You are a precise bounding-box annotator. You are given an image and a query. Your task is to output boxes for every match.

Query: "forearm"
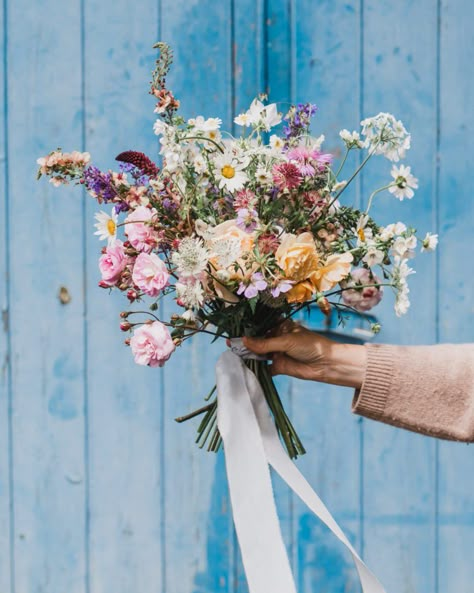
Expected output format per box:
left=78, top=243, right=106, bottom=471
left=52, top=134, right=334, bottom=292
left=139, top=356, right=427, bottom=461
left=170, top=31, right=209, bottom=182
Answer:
left=323, top=342, right=367, bottom=389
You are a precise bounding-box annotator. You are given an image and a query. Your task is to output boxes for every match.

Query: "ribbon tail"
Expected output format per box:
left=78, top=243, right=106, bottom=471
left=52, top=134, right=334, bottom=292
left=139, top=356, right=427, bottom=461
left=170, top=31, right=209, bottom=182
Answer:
left=216, top=350, right=297, bottom=593
left=242, top=363, right=388, bottom=593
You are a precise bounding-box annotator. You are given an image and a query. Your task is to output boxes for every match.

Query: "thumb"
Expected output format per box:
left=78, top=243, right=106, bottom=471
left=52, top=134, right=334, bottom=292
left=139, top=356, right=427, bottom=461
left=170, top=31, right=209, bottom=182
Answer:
left=243, top=335, right=290, bottom=355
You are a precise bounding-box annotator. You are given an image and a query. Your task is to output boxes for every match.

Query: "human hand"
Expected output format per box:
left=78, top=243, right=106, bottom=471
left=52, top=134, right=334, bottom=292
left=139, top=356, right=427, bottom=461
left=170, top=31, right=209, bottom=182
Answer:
left=242, top=321, right=366, bottom=389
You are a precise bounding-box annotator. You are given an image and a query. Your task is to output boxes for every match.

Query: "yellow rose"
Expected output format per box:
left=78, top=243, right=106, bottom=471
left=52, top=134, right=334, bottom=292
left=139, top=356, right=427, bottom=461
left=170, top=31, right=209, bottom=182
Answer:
left=310, top=252, right=353, bottom=292
left=286, top=280, right=315, bottom=304
left=276, top=232, right=319, bottom=283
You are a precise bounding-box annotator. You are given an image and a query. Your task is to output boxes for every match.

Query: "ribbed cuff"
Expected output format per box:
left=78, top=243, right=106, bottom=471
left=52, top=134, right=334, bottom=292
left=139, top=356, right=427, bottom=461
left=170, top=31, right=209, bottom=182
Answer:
left=352, top=344, right=394, bottom=418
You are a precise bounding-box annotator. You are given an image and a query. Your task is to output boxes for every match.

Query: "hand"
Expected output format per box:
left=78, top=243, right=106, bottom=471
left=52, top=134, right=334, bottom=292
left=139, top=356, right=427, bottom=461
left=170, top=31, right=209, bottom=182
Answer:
left=242, top=320, right=366, bottom=389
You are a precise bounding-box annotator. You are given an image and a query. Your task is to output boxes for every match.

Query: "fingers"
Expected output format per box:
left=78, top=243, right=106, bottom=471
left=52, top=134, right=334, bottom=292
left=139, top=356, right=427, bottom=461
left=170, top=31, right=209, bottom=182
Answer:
left=243, top=334, right=291, bottom=355
left=270, top=352, right=310, bottom=380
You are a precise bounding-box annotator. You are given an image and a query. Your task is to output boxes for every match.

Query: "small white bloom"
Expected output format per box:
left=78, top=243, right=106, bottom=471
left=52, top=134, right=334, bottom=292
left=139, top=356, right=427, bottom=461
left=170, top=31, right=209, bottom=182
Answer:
left=153, top=119, right=170, bottom=136
left=193, top=154, right=208, bottom=175
left=389, top=164, right=418, bottom=200
left=260, top=103, right=282, bottom=130
left=392, top=235, right=417, bottom=259
left=331, top=180, right=347, bottom=193
left=94, top=210, right=118, bottom=245
left=176, top=279, right=206, bottom=308
left=211, top=236, right=242, bottom=268
left=421, top=232, right=439, bottom=252
left=355, top=214, right=373, bottom=245
left=360, top=112, right=411, bottom=162
left=311, top=134, right=326, bottom=150
left=189, top=116, right=222, bottom=132
left=215, top=269, right=231, bottom=283
left=363, top=241, right=385, bottom=267
left=181, top=309, right=197, bottom=323
left=172, top=237, right=210, bottom=278
left=234, top=112, right=252, bottom=127
left=234, top=99, right=281, bottom=130
left=339, top=129, right=363, bottom=149
left=213, top=151, right=249, bottom=192
left=392, top=257, right=415, bottom=317
left=255, top=166, right=273, bottom=185
left=379, top=221, right=407, bottom=242
left=269, top=134, right=285, bottom=151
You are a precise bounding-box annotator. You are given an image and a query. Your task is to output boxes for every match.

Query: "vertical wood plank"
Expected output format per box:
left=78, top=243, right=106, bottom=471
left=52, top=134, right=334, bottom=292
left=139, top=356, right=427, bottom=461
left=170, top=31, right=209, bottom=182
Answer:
left=8, top=1, right=87, bottom=591
left=159, top=4, right=235, bottom=592
left=82, top=3, right=164, bottom=592
left=0, top=0, right=12, bottom=589
left=291, top=2, right=364, bottom=591
left=438, top=0, right=474, bottom=590
left=361, top=1, right=438, bottom=592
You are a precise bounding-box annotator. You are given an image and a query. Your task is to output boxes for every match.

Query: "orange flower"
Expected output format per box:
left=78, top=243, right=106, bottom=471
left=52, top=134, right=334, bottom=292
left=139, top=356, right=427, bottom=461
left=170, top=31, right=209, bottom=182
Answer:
left=286, top=281, right=315, bottom=304
left=310, top=252, right=353, bottom=292
left=275, top=232, right=319, bottom=283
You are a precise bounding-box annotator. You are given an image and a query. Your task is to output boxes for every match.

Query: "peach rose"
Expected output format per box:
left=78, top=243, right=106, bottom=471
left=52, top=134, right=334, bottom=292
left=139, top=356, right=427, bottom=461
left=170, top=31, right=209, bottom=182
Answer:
left=275, top=232, right=319, bottom=283
left=211, top=220, right=254, bottom=254
left=286, top=280, right=315, bottom=304
left=310, top=252, right=353, bottom=292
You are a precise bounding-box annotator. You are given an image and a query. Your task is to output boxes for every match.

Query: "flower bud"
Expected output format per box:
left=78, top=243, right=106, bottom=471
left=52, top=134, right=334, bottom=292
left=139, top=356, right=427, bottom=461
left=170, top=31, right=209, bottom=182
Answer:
left=98, top=280, right=111, bottom=289
left=317, top=296, right=331, bottom=316
left=120, top=311, right=130, bottom=318
left=120, top=321, right=132, bottom=332
left=119, top=283, right=129, bottom=291
left=173, top=338, right=182, bottom=346
left=149, top=302, right=158, bottom=311
left=127, top=289, right=138, bottom=302
left=124, top=338, right=131, bottom=346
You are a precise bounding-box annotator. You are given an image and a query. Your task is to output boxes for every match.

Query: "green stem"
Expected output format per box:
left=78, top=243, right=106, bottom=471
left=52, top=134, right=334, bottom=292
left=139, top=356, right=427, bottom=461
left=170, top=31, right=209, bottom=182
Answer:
left=365, top=183, right=395, bottom=213
left=175, top=402, right=215, bottom=423
left=334, top=147, right=351, bottom=179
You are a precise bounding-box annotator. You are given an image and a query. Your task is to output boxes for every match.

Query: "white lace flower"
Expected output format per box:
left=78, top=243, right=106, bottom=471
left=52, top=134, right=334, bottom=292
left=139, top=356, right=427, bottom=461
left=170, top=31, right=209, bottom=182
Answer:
left=176, top=279, right=206, bottom=308
left=389, top=165, right=418, bottom=200
left=172, top=237, right=210, bottom=278
left=360, top=112, right=411, bottom=162
left=211, top=236, right=242, bottom=268
left=421, top=232, right=439, bottom=252
left=94, top=210, right=118, bottom=245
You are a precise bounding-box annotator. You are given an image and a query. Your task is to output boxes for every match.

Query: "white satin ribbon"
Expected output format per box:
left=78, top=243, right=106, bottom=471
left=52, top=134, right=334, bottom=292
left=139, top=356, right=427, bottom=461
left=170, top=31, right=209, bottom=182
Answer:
left=216, top=349, right=387, bottom=593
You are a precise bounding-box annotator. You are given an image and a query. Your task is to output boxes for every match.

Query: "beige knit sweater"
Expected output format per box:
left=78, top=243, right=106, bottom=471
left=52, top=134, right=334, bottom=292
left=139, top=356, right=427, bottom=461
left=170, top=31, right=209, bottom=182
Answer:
left=352, top=343, right=474, bottom=442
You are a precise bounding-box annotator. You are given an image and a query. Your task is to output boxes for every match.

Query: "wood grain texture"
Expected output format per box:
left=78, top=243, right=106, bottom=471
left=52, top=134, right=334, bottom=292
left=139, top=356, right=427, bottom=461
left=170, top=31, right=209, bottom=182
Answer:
left=291, top=2, right=364, bottom=591
left=83, top=2, right=164, bottom=592
left=0, top=0, right=12, bottom=590
left=7, top=1, right=87, bottom=592
left=361, top=1, right=439, bottom=592
left=0, top=1, right=472, bottom=591
left=437, top=1, right=474, bottom=592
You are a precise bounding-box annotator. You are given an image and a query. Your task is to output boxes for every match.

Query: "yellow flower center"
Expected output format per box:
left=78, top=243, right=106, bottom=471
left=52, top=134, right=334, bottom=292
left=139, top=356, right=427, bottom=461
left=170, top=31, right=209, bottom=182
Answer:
left=208, top=131, right=217, bottom=139
left=357, top=228, right=365, bottom=242
left=107, top=219, right=116, bottom=235
left=221, top=164, right=236, bottom=179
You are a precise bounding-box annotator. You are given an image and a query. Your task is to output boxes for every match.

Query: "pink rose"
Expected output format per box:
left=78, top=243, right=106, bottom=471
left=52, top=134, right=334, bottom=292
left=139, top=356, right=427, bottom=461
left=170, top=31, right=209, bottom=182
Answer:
left=341, top=267, right=383, bottom=312
left=124, top=205, right=158, bottom=253
left=98, top=240, right=127, bottom=286
left=132, top=252, right=169, bottom=296
left=130, top=321, right=175, bottom=367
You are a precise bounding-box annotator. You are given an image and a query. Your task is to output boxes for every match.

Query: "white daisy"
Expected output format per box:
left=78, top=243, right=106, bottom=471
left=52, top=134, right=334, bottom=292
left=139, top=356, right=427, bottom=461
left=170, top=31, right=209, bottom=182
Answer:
left=94, top=210, right=118, bottom=245
left=379, top=221, right=407, bottom=241
left=360, top=112, right=411, bottom=162
left=255, top=166, right=273, bottom=185
left=389, top=164, right=418, bottom=200
left=213, top=151, right=249, bottom=192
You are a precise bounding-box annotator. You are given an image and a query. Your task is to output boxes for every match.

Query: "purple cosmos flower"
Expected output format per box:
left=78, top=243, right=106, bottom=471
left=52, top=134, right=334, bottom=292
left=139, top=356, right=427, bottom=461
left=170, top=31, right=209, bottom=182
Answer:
left=236, top=208, right=258, bottom=233
left=271, top=280, right=293, bottom=298
left=237, top=272, right=268, bottom=299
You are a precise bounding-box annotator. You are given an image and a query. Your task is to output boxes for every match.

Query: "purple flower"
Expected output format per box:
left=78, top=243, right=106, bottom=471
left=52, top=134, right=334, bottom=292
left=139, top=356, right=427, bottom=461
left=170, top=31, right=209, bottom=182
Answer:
left=236, top=208, right=258, bottom=233
left=237, top=273, right=268, bottom=299
left=83, top=166, right=117, bottom=202
left=283, top=103, right=318, bottom=145
left=271, top=280, right=293, bottom=298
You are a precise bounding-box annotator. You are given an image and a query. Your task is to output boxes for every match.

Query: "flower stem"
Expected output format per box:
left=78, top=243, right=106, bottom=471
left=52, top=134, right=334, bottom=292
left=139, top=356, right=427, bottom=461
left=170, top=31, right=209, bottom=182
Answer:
left=365, top=183, right=395, bottom=213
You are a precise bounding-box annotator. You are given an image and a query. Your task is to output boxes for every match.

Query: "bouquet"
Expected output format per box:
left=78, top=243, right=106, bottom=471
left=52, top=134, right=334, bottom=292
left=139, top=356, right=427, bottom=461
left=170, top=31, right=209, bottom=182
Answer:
left=37, top=42, right=437, bottom=459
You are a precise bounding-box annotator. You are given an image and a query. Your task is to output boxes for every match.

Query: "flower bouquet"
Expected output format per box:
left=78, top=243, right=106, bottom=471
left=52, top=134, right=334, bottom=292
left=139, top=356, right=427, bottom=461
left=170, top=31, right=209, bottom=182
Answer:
left=37, top=42, right=437, bottom=460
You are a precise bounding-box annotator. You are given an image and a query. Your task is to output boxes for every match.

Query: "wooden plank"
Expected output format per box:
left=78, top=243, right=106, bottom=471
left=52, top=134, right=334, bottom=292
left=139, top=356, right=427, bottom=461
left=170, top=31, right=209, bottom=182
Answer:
left=360, top=1, right=438, bottom=592
left=7, top=1, right=87, bottom=591
left=291, top=2, right=364, bottom=591
left=0, top=0, right=12, bottom=589
left=82, top=3, right=164, bottom=592
left=437, top=0, right=474, bottom=590
left=158, top=3, right=235, bottom=593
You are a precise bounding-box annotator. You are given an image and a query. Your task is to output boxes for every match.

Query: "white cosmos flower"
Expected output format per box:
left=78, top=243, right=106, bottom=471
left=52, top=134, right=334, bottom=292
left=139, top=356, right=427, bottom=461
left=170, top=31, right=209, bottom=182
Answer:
left=269, top=134, right=285, bottom=151
left=389, top=164, right=418, bottom=200
left=421, top=232, right=439, bottom=252
left=213, top=151, right=249, bottom=192
left=234, top=99, right=281, bottom=131
left=188, top=116, right=222, bottom=132
left=94, top=210, right=118, bottom=245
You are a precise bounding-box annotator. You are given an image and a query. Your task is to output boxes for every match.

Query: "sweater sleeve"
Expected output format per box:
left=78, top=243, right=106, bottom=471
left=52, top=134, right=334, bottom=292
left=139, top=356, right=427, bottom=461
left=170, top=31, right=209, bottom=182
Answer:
left=352, top=343, right=474, bottom=442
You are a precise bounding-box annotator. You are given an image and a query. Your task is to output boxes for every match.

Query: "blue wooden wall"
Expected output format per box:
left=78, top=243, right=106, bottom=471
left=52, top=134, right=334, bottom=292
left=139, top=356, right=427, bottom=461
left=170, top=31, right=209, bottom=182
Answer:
left=1, top=1, right=473, bottom=592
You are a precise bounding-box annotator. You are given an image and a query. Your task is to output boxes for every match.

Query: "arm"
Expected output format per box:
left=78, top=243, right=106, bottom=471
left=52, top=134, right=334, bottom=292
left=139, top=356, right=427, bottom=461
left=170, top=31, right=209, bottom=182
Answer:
left=243, top=326, right=474, bottom=443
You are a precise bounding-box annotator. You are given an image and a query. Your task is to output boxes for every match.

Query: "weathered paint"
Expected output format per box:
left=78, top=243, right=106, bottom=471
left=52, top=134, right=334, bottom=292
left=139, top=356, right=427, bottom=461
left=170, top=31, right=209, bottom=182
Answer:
left=1, top=1, right=473, bottom=592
